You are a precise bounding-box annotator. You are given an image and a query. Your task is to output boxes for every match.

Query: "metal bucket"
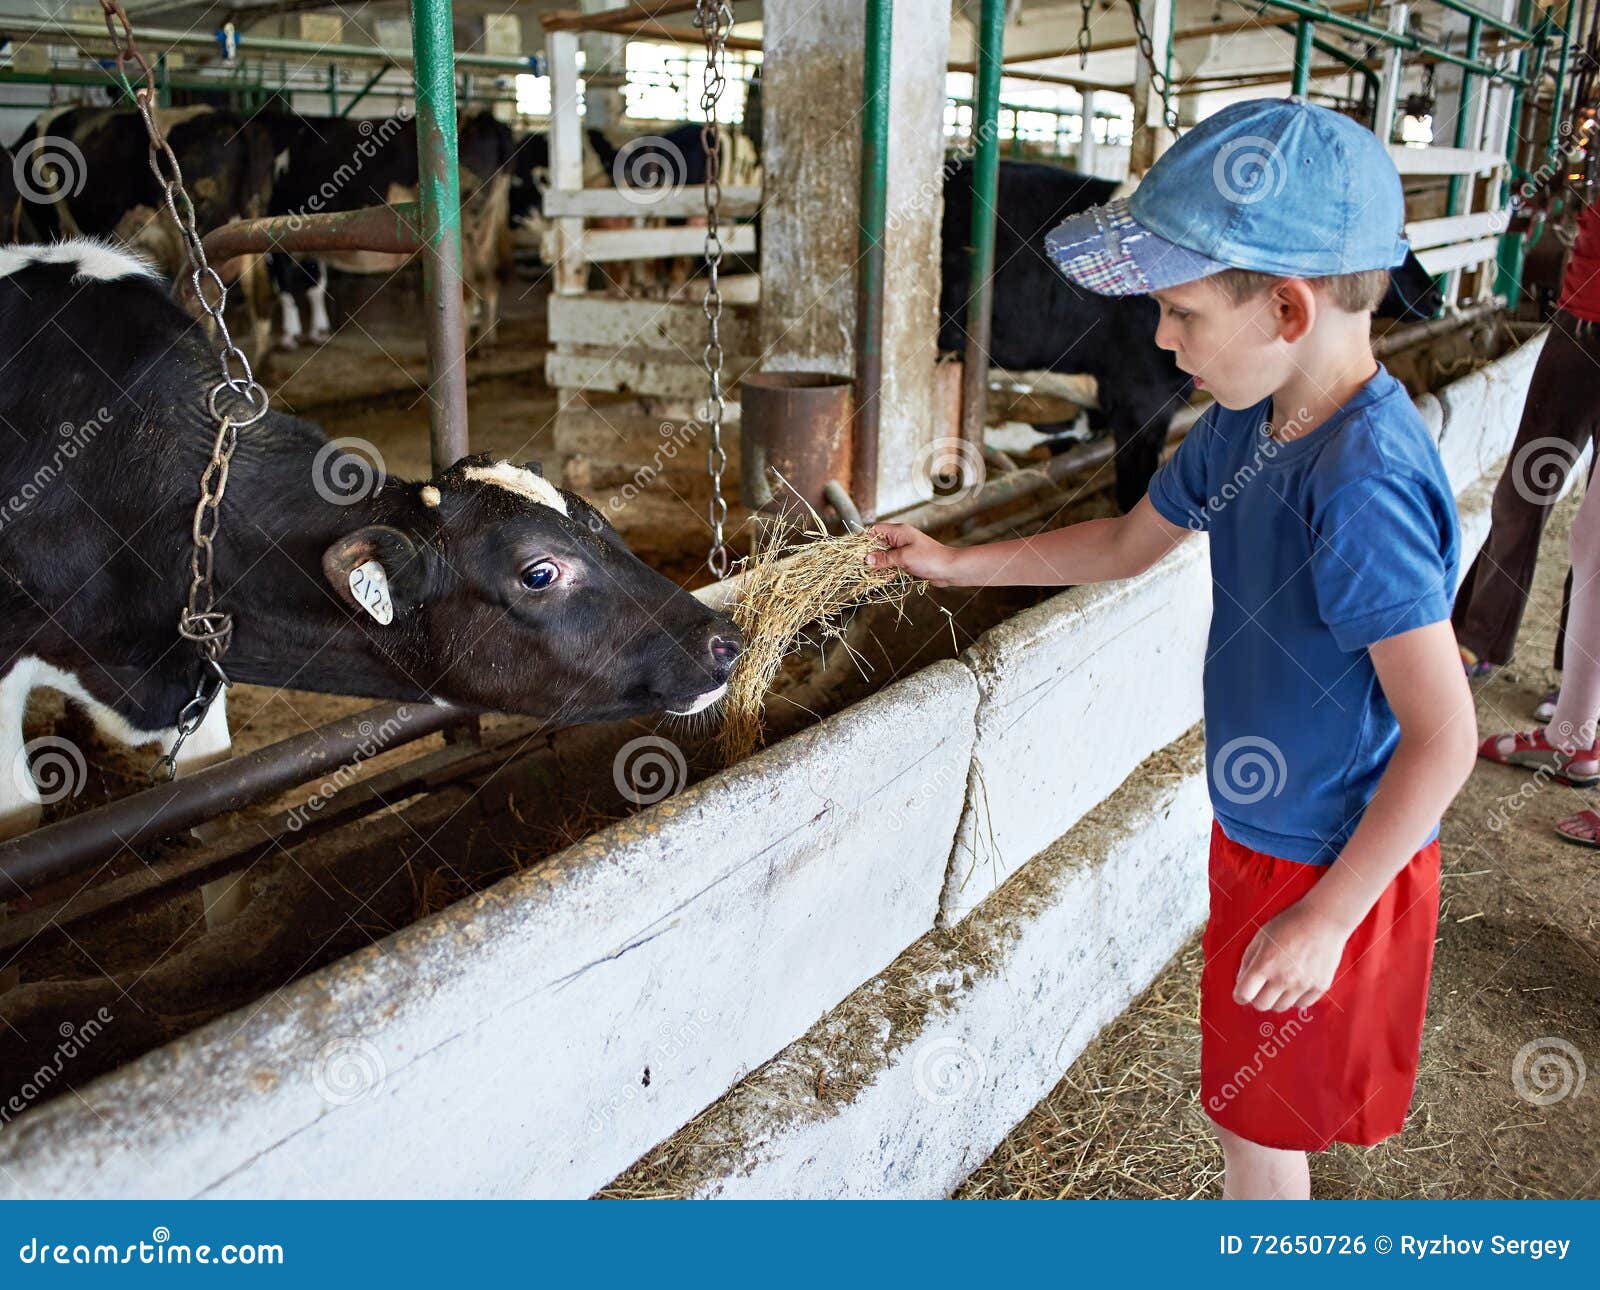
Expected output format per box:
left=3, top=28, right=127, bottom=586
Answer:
left=739, top=371, right=854, bottom=519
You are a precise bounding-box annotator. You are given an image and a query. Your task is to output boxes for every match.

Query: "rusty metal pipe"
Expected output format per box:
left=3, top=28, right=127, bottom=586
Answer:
left=0, top=703, right=462, bottom=898
left=199, top=203, right=425, bottom=283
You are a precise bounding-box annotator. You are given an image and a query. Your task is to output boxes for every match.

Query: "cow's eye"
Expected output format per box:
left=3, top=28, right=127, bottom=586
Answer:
left=520, top=560, right=560, bottom=591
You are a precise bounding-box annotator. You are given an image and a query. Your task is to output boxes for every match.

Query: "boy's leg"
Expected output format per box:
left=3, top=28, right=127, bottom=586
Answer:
left=1213, top=1123, right=1310, bottom=1200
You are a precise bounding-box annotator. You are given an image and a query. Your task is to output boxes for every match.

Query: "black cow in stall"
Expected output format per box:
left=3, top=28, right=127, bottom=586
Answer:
left=10, top=105, right=278, bottom=359
left=265, top=110, right=518, bottom=348
left=0, top=239, right=741, bottom=850
left=0, top=141, right=42, bottom=243
left=940, top=159, right=1445, bottom=512
left=506, top=126, right=621, bottom=230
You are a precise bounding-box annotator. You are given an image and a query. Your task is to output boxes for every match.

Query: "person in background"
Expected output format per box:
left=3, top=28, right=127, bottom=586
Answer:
left=1453, top=195, right=1600, bottom=730
left=1474, top=187, right=1600, bottom=845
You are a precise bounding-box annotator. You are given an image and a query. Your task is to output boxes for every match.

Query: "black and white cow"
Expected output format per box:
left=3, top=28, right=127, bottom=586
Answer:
left=265, top=110, right=517, bottom=348
left=0, top=240, right=741, bottom=863
left=507, top=126, right=622, bottom=231
left=11, top=105, right=278, bottom=360
left=939, top=158, right=1445, bottom=512
left=0, top=142, right=41, bottom=243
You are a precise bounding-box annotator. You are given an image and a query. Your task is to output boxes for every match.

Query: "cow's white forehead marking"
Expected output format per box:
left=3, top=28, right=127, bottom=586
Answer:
left=0, top=237, right=158, bottom=284
left=462, top=461, right=569, bottom=517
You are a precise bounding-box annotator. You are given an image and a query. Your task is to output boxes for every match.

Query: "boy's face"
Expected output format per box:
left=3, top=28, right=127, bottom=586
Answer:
left=1150, top=277, right=1302, bottom=411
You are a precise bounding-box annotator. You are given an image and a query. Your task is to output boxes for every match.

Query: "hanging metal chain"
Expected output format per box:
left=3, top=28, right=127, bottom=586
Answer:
left=695, top=0, right=733, bottom=580
left=1078, top=0, right=1094, bottom=69
left=1126, top=0, right=1182, bottom=136
left=97, top=0, right=270, bottom=778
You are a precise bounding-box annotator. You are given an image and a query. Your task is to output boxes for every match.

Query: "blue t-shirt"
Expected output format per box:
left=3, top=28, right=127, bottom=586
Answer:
left=1146, top=366, right=1459, bottom=864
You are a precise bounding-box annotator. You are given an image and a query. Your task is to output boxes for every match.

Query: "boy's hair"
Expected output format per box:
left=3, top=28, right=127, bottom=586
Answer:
left=1207, top=266, right=1391, bottom=313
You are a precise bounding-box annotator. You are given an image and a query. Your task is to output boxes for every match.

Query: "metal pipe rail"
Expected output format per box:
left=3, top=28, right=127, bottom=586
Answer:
left=0, top=703, right=463, bottom=896
left=1243, top=0, right=1533, bottom=85
left=0, top=18, right=542, bottom=73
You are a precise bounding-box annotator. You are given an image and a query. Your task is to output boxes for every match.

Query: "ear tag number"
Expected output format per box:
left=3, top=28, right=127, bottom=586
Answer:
left=350, top=560, right=394, bottom=625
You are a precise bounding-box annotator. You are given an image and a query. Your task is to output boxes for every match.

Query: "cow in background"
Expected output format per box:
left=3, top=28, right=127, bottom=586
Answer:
left=941, top=158, right=1444, bottom=511
left=265, top=110, right=516, bottom=349
left=10, top=105, right=278, bottom=361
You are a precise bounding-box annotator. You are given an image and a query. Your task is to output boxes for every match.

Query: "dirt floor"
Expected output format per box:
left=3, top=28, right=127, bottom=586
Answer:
left=961, top=484, right=1600, bottom=1200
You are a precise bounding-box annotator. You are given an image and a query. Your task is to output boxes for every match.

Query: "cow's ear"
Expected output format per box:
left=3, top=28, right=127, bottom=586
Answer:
left=322, top=526, right=428, bottom=624
left=521, top=459, right=544, bottom=477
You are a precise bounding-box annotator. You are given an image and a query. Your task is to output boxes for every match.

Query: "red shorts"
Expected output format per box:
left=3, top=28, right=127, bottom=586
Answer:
left=1200, top=820, right=1441, bottom=1152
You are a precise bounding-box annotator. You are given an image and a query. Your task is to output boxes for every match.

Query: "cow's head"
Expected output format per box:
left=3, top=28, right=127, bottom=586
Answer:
left=321, top=454, right=742, bottom=725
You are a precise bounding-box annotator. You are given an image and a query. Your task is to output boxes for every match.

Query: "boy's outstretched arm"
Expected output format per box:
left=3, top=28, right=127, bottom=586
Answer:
left=867, top=495, right=1194, bottom=588
left=1233, top=619, right=1479, bottom=1012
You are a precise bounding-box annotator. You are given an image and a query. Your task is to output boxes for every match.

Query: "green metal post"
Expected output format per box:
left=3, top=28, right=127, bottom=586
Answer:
left=328, top=62, right=339, bottom=116
left=852, top=0, right=892, bottom=516
left=1447, top=16, right=1481, bottom=215
left=1495, top=1, right=1541, bottom=303
left=156, top=54, right=170, bottom=107
left=409, top=0, right=469, bottom=470
left=1292, top=18, right=1314, bottom=96
left=1548, top=0, right=1575, bottom=163
left=959, top=0, right=1006, bottom=458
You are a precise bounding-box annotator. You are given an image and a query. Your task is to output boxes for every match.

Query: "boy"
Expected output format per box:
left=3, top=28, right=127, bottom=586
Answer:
left=869, top=99, right=1479, bottom=1200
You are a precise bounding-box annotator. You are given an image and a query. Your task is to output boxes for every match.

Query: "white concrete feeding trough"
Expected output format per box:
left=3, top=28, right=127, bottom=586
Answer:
left=0, top=331, right=1552, bottom=1199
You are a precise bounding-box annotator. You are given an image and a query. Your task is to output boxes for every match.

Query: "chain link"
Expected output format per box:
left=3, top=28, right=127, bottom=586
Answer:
left=1078, top=0, right=1094, bottom=70
left=97, top=0, right=267, bottom=777
left=695, top=0, right=733, bottom=581
left=1126, top=0, right=1182, bottom=138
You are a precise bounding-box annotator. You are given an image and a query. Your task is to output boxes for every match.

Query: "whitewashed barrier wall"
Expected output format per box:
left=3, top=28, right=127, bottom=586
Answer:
left=0, top=332, right=1550, bottom=1198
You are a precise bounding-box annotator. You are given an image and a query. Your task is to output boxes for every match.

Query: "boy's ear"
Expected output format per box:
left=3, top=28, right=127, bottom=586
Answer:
left=322, top=526, right=431, bottom=619
left=1273, top=278, right=1317, bottom=344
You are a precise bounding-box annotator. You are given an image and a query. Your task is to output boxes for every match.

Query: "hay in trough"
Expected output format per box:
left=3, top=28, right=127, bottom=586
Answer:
left=716, top=521, right=923, bottom=766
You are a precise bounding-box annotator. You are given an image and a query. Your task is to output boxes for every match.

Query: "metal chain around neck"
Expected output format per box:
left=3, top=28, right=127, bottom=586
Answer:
left=696, top=0, right=733, bottom=580
left=1126, top=0, right=1182, bottom=137
left=98, top=0, right=270, bottom=778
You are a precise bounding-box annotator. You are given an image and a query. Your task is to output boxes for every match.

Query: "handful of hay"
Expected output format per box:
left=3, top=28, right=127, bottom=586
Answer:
left=716, top=524, right=921, bottom=765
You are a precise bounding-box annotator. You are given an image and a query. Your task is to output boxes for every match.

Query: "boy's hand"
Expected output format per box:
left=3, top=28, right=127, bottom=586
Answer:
left=1233, top=899, right=1349, bottom=1012
left=866, top=523, right=964, bottom=586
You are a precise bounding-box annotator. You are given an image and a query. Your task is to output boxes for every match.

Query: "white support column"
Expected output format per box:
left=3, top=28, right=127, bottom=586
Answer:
left=760, top=0, right=953, bottom=515
left=580, top=0, right=629, bottom=131
left=1079, top=89, right=1099, bottom=176
left=547, top=28, right=587, bottom=296
left=1373, top=3, right=1410, bottom=147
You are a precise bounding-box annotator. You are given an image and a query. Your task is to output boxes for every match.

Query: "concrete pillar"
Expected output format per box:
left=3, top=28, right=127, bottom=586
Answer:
left=580, top=0, right=628, bottom=131
left=759, top=0, right=952, bottom=516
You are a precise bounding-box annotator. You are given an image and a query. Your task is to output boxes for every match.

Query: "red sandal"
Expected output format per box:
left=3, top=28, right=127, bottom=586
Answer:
left=1478, top=728, right=1600, bottom=788
left=1555, top=809, right=1600, bottom=849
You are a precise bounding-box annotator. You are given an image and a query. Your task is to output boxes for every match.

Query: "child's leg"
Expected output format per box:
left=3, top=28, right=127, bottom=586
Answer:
left=1546, top=474, right=1600, bottom=757
left=1213, top=1122, right=1310, bottom=1200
